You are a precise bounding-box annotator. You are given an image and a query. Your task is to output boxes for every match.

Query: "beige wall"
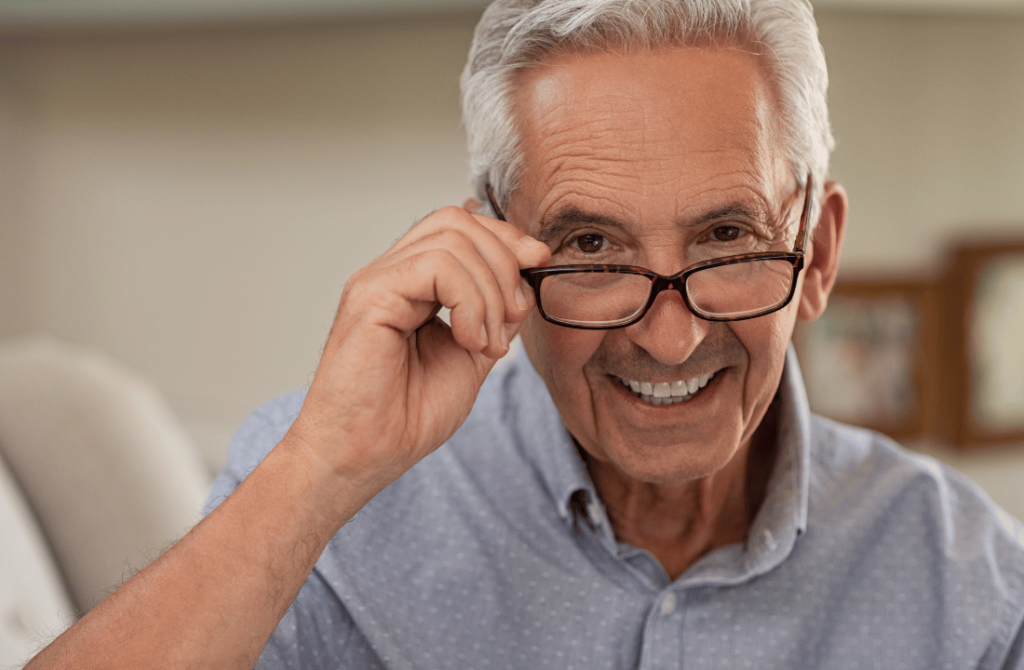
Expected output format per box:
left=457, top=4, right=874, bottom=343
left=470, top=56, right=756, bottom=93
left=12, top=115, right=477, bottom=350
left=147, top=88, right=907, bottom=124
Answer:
left=0, top=15, right=480, bottom=465
left=820, top=10, right=1024, bottom=274
left=1, top=8, right=1022, bottom=513
left=0, top=48, right=32, bottom=340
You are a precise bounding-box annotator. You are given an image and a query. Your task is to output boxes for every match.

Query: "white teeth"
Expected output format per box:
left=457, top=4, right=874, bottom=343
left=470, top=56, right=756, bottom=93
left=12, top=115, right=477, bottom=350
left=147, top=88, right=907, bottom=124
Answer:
left=616, top=372, right=716, bottom=405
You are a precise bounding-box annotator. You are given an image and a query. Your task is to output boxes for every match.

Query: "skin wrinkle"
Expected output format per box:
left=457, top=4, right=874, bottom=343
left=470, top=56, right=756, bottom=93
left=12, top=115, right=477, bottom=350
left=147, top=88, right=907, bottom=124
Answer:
left=604, top=457, right=747, bottom=545
left=590, top=332, right=742, bottom=386
left=603, top=467, right=703, bottom=541
left=540, top=192, right=792, bottom=247
left=539, top=183, right=799, bottom=270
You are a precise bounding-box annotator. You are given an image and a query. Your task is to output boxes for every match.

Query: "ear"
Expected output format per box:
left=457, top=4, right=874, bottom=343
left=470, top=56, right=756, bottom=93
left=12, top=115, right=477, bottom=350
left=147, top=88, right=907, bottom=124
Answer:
left=797, top=181, right=848, bottom=322
left=463, top=198, right=482, bottom=215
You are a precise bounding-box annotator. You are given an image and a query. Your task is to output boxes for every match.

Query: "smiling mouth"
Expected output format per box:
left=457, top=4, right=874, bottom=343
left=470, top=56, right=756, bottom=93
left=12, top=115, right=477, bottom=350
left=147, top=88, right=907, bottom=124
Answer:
left=614, top=372, right=715, bottom=406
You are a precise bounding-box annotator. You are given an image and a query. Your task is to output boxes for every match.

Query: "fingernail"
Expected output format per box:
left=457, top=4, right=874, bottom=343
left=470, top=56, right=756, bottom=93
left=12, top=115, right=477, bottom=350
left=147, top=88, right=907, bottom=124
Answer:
left=515, top=286, right=529, bottom=311
left=519, top=235, right=547, bottom=251
left=500, top=323, right=510, bottom=351
left=479, top=323, right=489, bottom=348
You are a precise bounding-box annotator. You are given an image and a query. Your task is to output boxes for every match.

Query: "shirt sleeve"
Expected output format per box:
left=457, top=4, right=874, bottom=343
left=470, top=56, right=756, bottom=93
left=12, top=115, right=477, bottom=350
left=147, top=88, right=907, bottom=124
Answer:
left=256, top=568, right=384, bottom=670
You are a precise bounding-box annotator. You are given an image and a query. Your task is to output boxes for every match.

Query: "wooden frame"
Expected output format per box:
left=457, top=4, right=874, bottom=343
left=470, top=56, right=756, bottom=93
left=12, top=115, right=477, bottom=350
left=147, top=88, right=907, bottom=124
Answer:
left=794, top=278, right=938, bottom=441
left=938, top=240, right=1024, bottom=447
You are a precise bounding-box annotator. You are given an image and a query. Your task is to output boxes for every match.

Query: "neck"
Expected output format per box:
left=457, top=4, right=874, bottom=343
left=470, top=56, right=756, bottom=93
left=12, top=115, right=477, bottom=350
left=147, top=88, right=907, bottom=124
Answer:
left=584, top=401, right=779, bottom=581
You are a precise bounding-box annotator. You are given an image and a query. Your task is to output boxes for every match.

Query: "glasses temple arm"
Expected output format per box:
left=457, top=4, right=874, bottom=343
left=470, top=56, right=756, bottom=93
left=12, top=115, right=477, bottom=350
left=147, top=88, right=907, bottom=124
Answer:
left=485, top=183, right=507, bottom=222
left=794, top=176, right=813, bottom=255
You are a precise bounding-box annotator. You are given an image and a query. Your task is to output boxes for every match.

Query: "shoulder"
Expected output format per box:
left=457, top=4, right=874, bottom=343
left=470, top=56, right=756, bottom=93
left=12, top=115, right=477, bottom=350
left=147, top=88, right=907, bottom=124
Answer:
left=808, top=415, right=1024, bottom=545
left=805, top=415, right=1024, bottom=656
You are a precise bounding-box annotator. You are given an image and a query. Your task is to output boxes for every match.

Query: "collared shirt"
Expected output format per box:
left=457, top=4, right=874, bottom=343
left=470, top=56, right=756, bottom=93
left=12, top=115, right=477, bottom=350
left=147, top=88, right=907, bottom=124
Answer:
left=207, top=347, right=1024, bottom=669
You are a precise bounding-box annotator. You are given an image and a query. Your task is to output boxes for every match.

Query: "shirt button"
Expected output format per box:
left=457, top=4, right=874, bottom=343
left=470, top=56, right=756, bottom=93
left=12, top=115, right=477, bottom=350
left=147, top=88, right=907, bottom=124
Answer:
left=659, top=592, right=678, bottom=616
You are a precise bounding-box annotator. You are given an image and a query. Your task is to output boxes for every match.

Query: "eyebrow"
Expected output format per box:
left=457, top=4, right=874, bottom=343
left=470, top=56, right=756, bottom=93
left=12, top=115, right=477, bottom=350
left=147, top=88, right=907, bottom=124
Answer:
left=537, top=207, right=627, bottom=244
left=537, top=200, right=776, bottom=244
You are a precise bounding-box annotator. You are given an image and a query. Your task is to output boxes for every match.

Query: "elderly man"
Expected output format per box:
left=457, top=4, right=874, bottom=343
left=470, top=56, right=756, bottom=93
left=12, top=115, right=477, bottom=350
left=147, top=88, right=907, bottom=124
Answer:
left=27, top=0, right=1024, bottom=668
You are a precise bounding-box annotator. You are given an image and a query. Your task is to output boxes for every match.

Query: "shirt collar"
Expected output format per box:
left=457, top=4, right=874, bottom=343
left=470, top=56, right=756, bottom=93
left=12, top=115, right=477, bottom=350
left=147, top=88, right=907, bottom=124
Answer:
left=735, top=344, right=812, bottom=579
left=506, top=342, right=813, bottom=578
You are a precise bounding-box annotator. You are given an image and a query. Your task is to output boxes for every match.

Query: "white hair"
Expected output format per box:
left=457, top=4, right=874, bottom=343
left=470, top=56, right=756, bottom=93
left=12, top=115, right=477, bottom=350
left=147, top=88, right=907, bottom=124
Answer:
left=460, top=0, right=834, bottom=224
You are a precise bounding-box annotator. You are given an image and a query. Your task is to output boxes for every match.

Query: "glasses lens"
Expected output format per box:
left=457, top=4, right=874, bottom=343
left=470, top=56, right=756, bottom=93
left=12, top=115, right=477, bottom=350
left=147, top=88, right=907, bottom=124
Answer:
left=687, top=259, right=795, bottom=319
left=539, top=272, right=652, bottom=327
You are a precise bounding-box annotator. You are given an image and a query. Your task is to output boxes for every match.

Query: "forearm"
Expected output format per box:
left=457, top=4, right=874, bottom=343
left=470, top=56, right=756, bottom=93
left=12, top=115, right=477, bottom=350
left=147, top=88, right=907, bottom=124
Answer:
left=26, top=436, right=371, bottom=670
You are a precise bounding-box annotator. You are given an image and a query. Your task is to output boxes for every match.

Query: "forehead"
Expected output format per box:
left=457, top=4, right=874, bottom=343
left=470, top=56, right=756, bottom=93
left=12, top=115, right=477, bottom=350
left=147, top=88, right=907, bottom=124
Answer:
left=508, top=46, right=788, bottom=229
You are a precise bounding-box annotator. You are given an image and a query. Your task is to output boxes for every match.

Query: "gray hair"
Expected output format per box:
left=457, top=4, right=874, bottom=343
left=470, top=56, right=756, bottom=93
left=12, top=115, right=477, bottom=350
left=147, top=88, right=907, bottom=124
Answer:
left=460, top=0, right=834, bottom=224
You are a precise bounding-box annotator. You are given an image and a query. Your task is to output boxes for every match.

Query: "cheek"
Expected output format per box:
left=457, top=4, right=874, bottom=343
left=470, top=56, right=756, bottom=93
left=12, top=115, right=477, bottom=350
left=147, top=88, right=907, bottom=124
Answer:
left=762, top=315, right=795, bottom=354
left=730, top=308, right=797, bottom=406
left=520, top=313, right=605, bottom=394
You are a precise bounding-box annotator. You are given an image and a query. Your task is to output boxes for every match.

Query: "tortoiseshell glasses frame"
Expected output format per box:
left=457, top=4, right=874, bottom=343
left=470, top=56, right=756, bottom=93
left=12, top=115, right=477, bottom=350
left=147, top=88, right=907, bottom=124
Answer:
left=486, top=176, right=813, bottom=329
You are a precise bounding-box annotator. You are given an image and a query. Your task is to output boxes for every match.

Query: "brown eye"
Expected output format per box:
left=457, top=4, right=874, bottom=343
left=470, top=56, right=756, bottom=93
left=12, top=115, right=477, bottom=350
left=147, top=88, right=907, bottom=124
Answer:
left=574, top=234, right=607, bottom=253
left=712, top=226, right=741, bottom=242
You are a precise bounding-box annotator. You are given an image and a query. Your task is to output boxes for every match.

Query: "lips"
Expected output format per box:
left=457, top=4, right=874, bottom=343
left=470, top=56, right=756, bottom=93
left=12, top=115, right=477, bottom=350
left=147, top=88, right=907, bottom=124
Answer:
left=614, top=372, right=715, bottom=406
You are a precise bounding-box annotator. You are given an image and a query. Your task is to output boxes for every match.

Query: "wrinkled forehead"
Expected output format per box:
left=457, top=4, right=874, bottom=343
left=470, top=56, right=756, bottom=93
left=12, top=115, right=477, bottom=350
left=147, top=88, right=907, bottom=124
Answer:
left=506, top=45, right=790, bottom=226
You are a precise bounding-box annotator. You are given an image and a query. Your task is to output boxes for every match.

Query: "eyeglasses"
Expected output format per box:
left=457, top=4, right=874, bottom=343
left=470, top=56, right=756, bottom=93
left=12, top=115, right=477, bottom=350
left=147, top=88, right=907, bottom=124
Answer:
left=486, top=177, right=812, bottom=329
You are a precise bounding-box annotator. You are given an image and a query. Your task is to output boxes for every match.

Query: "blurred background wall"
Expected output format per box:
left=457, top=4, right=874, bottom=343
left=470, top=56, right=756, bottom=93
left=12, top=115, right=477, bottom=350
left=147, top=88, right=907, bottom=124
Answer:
left=0, top=1, right=1022, bottom=514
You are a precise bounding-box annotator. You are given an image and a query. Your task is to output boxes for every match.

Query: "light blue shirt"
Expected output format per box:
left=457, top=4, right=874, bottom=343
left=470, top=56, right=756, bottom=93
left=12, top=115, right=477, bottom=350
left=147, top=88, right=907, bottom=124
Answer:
left=207, top=348, right=1024, bottom=669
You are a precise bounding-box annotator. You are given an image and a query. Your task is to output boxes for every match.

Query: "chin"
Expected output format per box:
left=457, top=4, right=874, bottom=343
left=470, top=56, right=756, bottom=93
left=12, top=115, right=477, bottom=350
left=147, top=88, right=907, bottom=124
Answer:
left=585, top=422, right=745, bottom=486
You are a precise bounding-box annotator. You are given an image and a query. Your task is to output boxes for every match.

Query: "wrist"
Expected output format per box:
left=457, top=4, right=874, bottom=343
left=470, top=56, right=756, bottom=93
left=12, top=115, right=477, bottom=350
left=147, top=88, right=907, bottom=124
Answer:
left=272, top=428, right=389, bottom=531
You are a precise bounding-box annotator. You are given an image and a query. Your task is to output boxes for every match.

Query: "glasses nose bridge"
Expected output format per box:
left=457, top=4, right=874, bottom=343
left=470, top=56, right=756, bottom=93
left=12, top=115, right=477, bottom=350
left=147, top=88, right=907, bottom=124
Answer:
left=647, top=272, right=695, bottom=318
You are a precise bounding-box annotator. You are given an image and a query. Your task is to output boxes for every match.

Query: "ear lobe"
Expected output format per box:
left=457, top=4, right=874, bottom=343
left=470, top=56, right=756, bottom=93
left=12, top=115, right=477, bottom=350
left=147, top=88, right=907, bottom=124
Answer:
left=463, top=198, right=482, bottom=215
left=797, top=181, right=848, bottom=322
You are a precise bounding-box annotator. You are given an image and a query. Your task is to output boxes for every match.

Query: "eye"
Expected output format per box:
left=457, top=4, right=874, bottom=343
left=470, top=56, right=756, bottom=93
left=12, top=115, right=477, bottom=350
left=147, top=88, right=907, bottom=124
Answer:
left=711, top=225, right=742, bottom=242
left=572, top=233, right=609, bottom=254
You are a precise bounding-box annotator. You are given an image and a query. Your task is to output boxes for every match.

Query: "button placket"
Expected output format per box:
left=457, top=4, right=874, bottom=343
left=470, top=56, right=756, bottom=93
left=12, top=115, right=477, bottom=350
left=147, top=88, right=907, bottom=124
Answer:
left=637, top=590, right=684, bottom=670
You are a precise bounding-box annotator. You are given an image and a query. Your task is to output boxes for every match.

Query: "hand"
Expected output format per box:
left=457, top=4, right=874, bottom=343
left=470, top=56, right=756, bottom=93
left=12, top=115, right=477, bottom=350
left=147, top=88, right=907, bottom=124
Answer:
left=283, top=205, right=550, bottom=506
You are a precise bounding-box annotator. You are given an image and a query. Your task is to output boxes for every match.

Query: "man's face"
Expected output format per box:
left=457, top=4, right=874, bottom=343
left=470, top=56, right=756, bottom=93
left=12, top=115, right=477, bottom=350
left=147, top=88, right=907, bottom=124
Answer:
left=507, top=46, right=805, bottom=487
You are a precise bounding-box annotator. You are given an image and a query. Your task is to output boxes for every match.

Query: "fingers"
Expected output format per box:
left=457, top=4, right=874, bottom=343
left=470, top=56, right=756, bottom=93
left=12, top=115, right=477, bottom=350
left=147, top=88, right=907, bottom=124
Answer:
left=390, top=248, right=500, bottom=355
left=369, top=206, right=550, bottom=358
left=401, top=207, right=549, bottom=312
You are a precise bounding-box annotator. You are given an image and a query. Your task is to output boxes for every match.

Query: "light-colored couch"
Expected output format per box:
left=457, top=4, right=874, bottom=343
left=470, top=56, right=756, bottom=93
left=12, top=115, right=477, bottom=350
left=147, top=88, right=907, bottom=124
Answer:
left=0, top=337, right=211, bottom=668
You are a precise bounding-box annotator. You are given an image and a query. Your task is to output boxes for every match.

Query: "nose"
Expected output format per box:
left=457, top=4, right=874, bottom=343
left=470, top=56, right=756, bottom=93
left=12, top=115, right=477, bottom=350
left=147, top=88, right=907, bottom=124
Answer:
left=624, top=284, right=709, bottom=366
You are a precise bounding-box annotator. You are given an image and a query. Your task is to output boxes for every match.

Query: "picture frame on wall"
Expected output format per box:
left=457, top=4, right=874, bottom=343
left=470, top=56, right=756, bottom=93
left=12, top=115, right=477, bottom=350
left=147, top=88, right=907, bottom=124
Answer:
left=794, top=278, right=938, bottom=441
left=941, top=240, right=1024, bottom=447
